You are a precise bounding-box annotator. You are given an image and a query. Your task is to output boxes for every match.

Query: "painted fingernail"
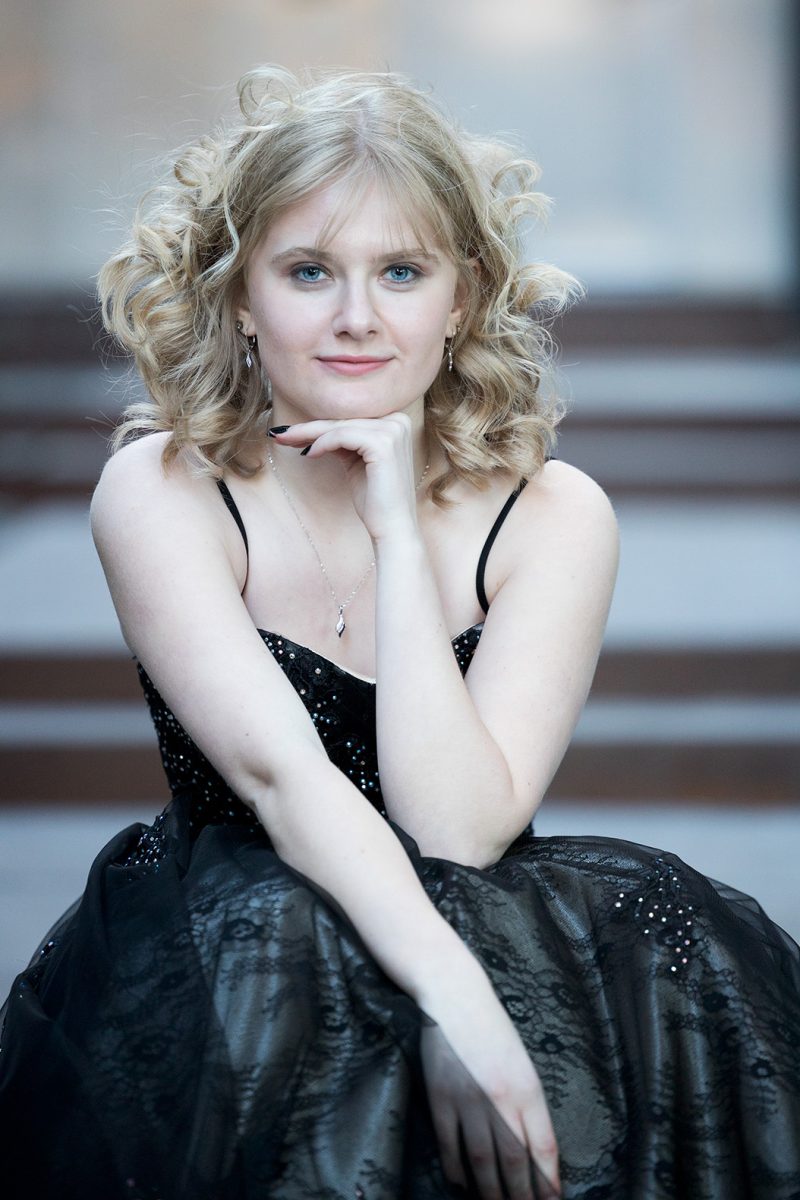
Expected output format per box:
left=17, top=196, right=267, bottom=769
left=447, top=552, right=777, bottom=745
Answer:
left=267, top=425, right=290, bottom=437
left=299, top=445, right=311, bottom=456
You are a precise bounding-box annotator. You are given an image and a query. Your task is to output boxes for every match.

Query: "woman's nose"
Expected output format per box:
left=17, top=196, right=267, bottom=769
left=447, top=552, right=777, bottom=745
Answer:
left=331, top=281, right=379, bottom=338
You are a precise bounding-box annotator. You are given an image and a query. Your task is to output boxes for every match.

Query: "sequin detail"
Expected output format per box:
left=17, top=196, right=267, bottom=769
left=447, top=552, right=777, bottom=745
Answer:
left=122, top=625, right=485, bottom=869
left=629, top=856, right=696, bottom=974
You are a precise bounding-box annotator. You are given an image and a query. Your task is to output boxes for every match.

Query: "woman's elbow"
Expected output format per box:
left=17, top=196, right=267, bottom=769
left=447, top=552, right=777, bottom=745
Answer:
left=228, top=737, right=330, bottom=823
left=415, top=787, right=541, bottom=870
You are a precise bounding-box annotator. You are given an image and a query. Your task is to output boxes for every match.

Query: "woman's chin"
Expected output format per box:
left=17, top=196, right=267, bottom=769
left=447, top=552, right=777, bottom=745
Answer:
left=275, top=391, right=425, bottom=424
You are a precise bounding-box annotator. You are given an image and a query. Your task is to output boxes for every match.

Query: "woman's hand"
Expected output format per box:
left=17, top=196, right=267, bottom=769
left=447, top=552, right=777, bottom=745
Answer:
left=418, top=977, right=561, bottom=1199
left=268, top=413, right=421, bottom=542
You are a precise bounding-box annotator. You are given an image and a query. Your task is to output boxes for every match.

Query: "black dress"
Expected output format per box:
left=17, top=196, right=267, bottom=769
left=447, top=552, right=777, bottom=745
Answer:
left=1, top=481, right=799, bottom=1200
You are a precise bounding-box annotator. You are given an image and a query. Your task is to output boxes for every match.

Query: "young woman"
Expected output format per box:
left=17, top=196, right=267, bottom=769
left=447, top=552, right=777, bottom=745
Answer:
left=1, top=65, right=798, bottom=1200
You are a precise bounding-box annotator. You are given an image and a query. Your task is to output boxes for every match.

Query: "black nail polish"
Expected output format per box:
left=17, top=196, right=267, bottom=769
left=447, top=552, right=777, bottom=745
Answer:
left=267, top=425, right=290, bottom=437
left=299, top=445, right=311, bottom=456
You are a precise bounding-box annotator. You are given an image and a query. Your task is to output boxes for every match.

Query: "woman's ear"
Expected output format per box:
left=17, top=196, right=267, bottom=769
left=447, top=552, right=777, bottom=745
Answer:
left=235, top=304, right=256, bottom=338
left=234, top=282, right=256, bottom=337
left=449, top=258, right=480, bottom=335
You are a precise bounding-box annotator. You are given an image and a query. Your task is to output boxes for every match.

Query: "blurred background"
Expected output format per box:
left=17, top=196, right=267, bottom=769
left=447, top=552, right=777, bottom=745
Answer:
left=1, top=0, right=798, bottom=991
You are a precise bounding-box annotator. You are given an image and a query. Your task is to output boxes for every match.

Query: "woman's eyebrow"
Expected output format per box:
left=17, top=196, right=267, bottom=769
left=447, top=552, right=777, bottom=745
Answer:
left=385, top=247, right=441, bottom=264
left=269, top=245, right=441, bottom=266
left=270, top=246, right=330, bottom=266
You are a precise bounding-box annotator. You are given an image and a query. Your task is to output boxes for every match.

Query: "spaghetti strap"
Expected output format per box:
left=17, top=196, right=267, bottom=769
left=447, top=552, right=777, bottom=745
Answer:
left=475, top=481, right=528, bottom=614
left=217, top=479, right=249, bottom=562
left=475, top=457, right=555, bottom=613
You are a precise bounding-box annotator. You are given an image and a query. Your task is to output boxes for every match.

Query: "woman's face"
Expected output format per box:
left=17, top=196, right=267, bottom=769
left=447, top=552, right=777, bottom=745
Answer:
left=237, top=178, right=465, bottom=425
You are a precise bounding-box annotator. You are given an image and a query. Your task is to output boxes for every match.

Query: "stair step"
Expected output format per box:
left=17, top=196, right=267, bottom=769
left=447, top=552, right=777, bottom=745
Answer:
left=1, top=740, right=794, bottom=805
left=1, top=696, right=797, bottom=804
left=3, top=422, right=797, bottom=501
left=2, top=647, right=798, bottom=702
left=1, top=357, right=798, bottom=500
left=4, top=697, right=797, bottom=746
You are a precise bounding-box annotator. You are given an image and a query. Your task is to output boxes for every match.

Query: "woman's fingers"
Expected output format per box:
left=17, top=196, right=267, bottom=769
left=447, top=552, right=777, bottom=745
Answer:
left=488, top=1108, right=536, bottom=1200
left=296, top=426, right=394, bottom=463
left=422, top=1022, right=549, bottom=1200
left=428, top=1091, right=468, bottom=1190
left=420, top=1018, right=562, bottom=1200
left=520, top=1104, right=561, bottom=1198
left=421, top=1025, right=469, bottom=1188
left=268, top=412, right=411, bottom=454
left=267, top=419, right=342, bottom=445
left=458, top=1101, right=507, bottom=1200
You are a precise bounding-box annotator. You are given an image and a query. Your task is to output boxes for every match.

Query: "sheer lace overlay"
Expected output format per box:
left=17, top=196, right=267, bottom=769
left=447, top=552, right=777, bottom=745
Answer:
left=1, top=624, right=799, bottom=1198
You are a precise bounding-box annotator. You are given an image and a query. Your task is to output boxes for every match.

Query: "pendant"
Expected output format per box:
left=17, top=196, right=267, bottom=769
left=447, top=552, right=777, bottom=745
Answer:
left=336, top=607, right=346, bottom=638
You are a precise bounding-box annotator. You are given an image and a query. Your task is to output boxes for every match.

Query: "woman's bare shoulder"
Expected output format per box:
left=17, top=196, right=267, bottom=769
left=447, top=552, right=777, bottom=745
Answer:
left=524, top=458, right=618, bottom=535
left=88, top=433, right=249, bottom=606
left=91, top=434, right=217, bottom=540
left=493, top=459, right=620, bottom=589
left=94, top=433, right=182, bottom=504
left=534, top=457, right=615, bottom=503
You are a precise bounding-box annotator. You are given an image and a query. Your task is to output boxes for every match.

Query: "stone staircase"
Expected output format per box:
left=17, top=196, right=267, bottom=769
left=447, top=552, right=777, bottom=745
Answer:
left=1, top=302, right=798, bottom=805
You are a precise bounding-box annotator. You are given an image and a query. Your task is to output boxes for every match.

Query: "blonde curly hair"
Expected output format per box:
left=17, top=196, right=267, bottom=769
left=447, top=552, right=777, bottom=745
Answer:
left=99, top=64, right=581, bottom=503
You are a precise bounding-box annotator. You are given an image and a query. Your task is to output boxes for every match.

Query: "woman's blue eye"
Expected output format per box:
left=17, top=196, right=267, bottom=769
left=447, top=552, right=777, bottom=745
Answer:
left=386, top=264, right=419, bottom=283
left=293, top=264, right=326, bottom=283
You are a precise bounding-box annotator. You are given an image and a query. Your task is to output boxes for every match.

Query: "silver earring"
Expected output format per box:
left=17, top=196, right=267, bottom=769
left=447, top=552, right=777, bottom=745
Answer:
left=446, top=337, right=454, bottom=372
left=236, top=320, right=256, bottom=370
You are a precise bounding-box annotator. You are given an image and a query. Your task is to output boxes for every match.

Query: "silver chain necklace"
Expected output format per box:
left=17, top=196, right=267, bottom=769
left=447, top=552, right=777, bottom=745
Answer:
left=267, top=447, right=431, bottom=637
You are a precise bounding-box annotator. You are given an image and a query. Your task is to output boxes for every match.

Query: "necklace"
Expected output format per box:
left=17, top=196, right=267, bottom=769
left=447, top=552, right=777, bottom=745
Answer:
left=267, top=447, right=431, bottom=637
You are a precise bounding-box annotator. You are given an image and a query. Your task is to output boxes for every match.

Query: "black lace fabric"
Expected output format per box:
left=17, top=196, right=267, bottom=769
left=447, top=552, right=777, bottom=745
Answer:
left=1, top=626, right=799, bottom=1198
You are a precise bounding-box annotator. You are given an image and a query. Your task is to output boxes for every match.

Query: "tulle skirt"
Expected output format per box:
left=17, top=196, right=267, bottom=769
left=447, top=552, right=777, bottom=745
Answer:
left=1, top=792, right=799, bottom=1199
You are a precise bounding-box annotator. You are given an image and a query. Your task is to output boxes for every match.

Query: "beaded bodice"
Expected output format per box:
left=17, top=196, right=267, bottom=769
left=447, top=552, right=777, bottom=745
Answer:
left=132, top=623, right=484, bottom=858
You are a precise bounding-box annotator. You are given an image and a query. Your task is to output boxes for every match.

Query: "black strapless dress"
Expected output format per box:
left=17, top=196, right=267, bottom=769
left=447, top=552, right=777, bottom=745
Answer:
left=1, top=621, right=799, bottom=1199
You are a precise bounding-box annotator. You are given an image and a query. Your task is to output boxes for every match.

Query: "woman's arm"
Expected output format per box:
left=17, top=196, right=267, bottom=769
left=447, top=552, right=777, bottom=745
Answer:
left=269, top=419, right=619, bottom=871
left=374, top=460, right=619, bottom=868
left=94, top=432, right=561, bottom=1193
left=90, top=435, right=485, bottom=1001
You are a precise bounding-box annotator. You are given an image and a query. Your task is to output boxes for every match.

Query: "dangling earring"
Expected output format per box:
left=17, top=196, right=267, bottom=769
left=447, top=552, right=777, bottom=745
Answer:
left=448, top=326, right=460, bottom=372
left=446, top=327, right=458, bottom=373
left=236, top=320, right=257, bottom=370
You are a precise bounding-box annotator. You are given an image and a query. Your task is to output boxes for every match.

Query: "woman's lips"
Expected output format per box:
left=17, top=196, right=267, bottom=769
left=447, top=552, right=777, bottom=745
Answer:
left=317, top=357, right=392, bottom=376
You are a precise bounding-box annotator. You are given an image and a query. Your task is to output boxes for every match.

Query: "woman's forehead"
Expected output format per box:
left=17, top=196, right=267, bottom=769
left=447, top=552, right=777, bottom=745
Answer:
left=259, top=176, right=450, bottom=257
